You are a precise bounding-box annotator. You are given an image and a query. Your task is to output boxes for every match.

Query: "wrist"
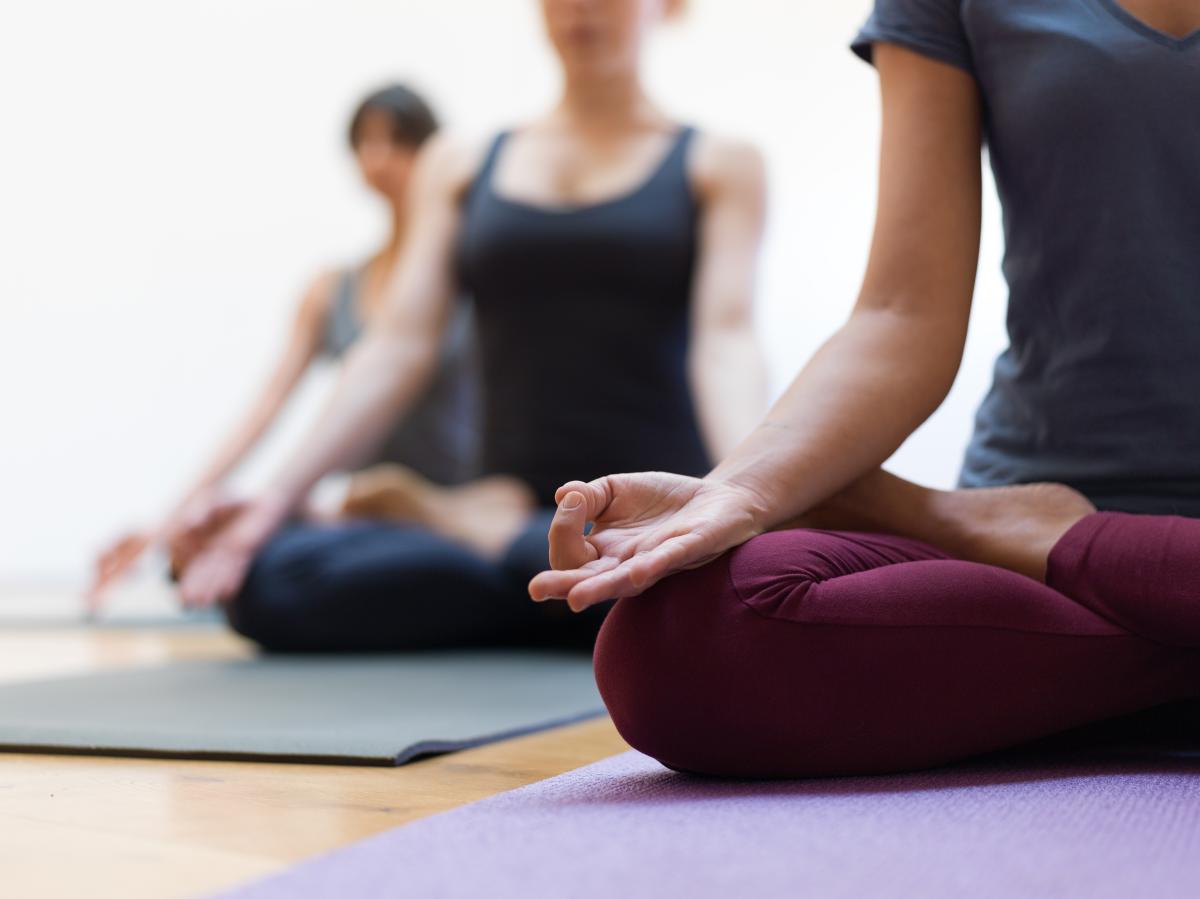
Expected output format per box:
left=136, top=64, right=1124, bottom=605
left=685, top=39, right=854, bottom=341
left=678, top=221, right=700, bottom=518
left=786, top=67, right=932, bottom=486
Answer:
left=704, top=469, right=778, bottom=534
left=231, top=492, right=294, bottom=549
left=164, top=483, right=221, bottom=528
left=179, top=479, right=223, bottom=511
left=251, top=490, right=296, bottom=527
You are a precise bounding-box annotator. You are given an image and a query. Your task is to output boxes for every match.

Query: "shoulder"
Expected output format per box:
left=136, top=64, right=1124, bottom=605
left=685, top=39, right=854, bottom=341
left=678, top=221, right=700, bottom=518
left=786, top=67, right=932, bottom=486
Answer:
left=687, top=132, right=767, bottom=204
left=411, top=132, right=500, bottom=202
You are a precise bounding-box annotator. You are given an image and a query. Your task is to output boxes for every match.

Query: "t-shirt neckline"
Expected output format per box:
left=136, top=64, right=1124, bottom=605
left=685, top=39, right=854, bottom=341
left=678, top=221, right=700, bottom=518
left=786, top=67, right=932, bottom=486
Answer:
left=1097, top=0, right=1200, bottom=50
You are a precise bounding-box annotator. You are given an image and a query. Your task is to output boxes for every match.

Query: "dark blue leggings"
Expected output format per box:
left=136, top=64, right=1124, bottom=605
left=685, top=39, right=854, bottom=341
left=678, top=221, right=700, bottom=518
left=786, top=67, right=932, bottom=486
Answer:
left=225, top=511, right=609, bottom=653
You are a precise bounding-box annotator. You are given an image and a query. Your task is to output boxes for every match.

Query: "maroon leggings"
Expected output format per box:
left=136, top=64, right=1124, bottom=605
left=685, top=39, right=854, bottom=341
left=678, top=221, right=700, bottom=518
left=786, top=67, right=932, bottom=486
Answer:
left=594, top=512, right=1200, bottom=778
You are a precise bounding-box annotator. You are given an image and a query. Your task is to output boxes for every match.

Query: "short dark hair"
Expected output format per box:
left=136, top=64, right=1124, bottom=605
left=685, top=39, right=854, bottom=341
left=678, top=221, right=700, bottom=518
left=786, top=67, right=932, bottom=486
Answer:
left=347, top=83, right=439, bottom=150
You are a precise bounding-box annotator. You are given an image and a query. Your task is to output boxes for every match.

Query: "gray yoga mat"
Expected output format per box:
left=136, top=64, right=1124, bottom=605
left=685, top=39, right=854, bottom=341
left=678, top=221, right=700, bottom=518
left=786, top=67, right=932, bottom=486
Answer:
left=0, top=611, right=224, bottom=631
left=0, top=651, right=603, bottom=764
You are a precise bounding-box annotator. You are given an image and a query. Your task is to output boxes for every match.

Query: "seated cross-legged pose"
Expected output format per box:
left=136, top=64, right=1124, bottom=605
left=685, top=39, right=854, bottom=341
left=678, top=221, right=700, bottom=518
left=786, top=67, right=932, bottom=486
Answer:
left=532, top=0, right=1200, bottom=777
left=89, top=84, right=478, bottom=606
left=172, top=0, right=768, bottom=653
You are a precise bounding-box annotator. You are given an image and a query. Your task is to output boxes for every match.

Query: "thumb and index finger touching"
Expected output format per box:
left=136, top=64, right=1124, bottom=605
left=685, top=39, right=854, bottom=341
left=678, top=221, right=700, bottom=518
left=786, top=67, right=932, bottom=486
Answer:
left=546, top=478, right=613, bottom=571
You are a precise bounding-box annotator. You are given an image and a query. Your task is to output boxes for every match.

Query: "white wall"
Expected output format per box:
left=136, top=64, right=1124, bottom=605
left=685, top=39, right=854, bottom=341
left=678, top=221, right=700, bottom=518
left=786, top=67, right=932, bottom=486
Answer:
left=0, top=0, right=1009, bottom=585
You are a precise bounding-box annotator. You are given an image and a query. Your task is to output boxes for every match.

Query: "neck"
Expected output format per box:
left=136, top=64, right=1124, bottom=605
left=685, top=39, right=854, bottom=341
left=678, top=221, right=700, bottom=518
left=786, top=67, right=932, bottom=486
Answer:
left=557, top=65, right=652, bottom=130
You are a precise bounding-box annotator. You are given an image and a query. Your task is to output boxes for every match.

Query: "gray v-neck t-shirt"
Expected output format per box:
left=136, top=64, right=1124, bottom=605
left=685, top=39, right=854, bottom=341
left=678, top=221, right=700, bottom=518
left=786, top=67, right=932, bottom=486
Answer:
left=853, top=0, right=1200, bottom=515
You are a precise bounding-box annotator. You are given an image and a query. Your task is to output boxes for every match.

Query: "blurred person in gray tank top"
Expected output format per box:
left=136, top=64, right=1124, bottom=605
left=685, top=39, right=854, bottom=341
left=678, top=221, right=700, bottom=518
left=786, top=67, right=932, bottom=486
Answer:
left=89, top=83, right=479, bottom=606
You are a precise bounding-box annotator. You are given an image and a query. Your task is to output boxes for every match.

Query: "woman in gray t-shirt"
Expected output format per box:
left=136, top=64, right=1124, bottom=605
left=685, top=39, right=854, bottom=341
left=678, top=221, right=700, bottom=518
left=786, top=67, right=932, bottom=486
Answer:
left=533, top=1, right=1200, bottom=777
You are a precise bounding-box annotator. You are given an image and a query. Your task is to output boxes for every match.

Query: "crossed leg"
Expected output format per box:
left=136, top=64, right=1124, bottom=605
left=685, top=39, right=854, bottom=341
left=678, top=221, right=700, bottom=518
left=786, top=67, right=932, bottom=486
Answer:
left=595, top=474, right=1200, bottom=777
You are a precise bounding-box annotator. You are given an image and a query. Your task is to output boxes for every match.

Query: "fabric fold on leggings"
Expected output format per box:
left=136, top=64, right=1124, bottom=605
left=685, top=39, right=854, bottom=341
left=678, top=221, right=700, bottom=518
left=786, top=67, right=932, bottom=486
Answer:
left=1048, top=512, right=1200, bottom=647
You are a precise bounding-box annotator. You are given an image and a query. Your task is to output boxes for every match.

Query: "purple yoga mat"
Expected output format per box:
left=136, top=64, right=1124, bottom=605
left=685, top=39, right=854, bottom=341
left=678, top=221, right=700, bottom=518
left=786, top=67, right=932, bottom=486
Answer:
left=220, top=749, right=1200, bottom=898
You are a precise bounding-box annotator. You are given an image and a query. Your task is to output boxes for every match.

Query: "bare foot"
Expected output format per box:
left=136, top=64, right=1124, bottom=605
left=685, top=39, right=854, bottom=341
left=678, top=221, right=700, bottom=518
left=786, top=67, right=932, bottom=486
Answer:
left=343, top=465, right=536, bottom=560
left=794, top=470, right=1096, bottom=582
left=343, top=465, right=432, bottom=523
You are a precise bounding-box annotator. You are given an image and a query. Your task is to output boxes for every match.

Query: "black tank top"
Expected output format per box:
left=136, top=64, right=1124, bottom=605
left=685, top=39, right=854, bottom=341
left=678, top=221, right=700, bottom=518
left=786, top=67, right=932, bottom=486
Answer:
left=455, top=127, right=711, bottom=505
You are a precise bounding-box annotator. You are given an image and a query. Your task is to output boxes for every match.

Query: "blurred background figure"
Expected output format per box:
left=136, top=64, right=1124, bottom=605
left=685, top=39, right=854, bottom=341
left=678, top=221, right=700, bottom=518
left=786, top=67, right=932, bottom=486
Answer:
left=171, top=0, right=769, bottom=652
left=88, top=84, right=479, bottom=608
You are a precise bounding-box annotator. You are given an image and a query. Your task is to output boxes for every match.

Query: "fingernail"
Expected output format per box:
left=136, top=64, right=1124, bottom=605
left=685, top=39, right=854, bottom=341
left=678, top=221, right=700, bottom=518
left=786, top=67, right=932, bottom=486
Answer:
left=561, top=492, right=582, bottom=511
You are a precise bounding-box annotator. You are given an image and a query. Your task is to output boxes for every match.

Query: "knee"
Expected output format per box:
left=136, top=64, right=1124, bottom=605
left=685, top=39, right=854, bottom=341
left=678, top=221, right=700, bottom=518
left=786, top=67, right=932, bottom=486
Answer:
left=223, top=535, right=323, bottom=653
left=593, top=531, right=878, bottom=778
left=223, top=572, right=291, bottom=653
left=594, top=546, right=774, bottom=777
left=223, top=579, right=281, bottom=651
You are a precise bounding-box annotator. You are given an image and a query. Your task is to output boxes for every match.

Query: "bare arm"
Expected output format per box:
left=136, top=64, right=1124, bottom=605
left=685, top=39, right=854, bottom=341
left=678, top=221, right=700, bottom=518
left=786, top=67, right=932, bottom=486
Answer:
left=262, top=135, right=473, bottom=506
left=710, top=45, right=983, bottom=524
left=686, top=136, right=770, bottom=461
left=177, top=135, right=477, bottom=605
left=174, top=274, right=332, bottom=510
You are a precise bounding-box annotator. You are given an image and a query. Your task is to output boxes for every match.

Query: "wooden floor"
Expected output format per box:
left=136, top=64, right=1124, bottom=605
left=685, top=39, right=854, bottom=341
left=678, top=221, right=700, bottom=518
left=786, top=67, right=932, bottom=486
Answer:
left=0, top=609, right=627, bottom=898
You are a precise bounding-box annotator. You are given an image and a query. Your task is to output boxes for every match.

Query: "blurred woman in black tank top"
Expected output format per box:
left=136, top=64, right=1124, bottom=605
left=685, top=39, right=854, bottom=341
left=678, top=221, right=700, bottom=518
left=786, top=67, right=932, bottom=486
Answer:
left=173, top=0, right=769, bottom=652
left=456, top=125, right=710, bottom=504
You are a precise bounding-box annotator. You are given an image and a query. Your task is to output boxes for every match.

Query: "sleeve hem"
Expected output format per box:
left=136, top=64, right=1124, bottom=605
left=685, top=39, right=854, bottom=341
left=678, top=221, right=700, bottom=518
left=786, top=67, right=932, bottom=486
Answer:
left=851, top=27, right=974, bottom=75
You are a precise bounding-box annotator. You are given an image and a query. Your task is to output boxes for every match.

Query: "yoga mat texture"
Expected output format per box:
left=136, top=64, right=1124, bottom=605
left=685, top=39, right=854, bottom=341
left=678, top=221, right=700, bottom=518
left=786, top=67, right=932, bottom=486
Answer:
left=0, top=651, right=602, bottom=764
left=221, top=744, right=1200, bottom=898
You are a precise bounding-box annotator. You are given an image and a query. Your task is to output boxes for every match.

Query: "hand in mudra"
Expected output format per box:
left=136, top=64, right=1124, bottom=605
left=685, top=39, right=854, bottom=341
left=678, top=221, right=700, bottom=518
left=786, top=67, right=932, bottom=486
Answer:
left=528, top=472, right=768, bottom=611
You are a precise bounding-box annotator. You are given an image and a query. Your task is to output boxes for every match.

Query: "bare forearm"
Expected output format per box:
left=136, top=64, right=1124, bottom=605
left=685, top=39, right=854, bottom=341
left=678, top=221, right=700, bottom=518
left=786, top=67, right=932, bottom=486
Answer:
left=263, top=333, right=436, bottom=511
left=690, top=328, right=768, bottom=461
left=178, top=395, right=289, bottom=505
left=709, top=307, right=963, bottom=527
left=164, top=356, right=313, bottom=529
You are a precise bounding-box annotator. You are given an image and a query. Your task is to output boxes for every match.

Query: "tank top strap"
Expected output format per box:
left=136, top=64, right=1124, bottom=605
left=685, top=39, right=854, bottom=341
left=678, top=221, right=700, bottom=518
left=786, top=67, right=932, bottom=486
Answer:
left=643, top=125, right=697, bottom=201
left=664, top=125, right=697, bottom=172
left=673, top=125, right=697, bottom=154
left=321, top=267, right=363, bottom=358
left=472, top=131, right=512, bottom=193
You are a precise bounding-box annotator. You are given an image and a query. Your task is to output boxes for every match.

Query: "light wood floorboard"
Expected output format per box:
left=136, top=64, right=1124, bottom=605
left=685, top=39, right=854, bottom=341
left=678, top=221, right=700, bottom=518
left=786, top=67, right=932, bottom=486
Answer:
left=0, top=610, right=626, bottom=898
